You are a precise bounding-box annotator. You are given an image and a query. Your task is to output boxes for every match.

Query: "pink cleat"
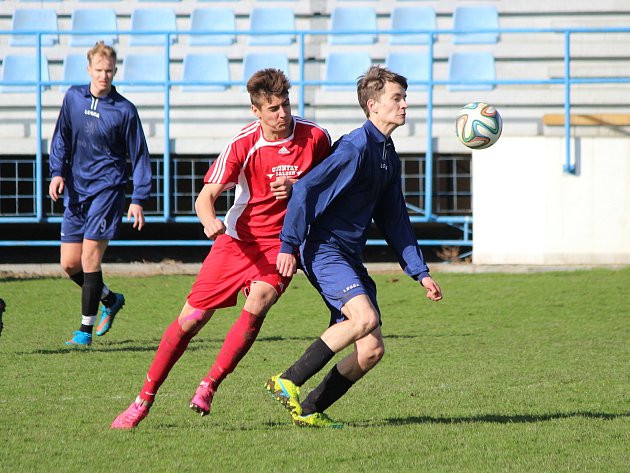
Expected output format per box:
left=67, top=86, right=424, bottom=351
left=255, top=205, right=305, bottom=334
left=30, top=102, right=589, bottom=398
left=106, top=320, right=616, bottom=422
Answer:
left=189, top=381, right=214, bottom=417
left=111, top=399, right=150, bottom=429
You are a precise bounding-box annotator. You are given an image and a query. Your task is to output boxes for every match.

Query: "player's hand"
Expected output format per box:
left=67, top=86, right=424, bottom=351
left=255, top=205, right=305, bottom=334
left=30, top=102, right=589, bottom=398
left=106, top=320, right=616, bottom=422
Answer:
left=420, top=276, right=443, bottom=302
left=127, top=203, right=145, bottom=231
left=48, top=176, right=64, bottom=202
left=203, top=218, right=226, bottom=239
left=276, top=252, right=297, bottom=277
left=270, top=177, right=297, bottom=200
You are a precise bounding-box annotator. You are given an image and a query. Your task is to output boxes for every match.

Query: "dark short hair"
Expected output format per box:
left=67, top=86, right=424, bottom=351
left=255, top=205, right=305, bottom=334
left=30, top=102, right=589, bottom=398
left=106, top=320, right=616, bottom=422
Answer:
left=246, top=68, right=291, bottom=108
left=357, top=66, right=408, bottom=118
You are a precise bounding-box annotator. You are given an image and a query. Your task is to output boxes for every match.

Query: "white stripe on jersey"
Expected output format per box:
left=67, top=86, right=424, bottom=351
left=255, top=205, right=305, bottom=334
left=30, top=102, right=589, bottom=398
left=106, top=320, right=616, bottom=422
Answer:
left=208, top=121, right=260, bottom=183
left=294, top=116, right=331, bottom=143
left=90, top=96, right=99, bottom=111
left=223, top=134, right=267, bottom=238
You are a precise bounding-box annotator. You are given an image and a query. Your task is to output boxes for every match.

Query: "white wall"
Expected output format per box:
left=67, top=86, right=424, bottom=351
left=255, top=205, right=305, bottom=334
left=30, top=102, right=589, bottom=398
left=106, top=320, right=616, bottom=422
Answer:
left=472, top=137, right=630, bottom=264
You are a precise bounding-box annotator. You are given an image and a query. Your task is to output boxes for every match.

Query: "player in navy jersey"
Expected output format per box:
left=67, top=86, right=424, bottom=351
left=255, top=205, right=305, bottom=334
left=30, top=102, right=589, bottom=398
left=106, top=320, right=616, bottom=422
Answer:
left=49, top=42, right=151, bottom=347
left=111, top=68, right=330, bottom=429
left=265, top=66, right=443, bottom=428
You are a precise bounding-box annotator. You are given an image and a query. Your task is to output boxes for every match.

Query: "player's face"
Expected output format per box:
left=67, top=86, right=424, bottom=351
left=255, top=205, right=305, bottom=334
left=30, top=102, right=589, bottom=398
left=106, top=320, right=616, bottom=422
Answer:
left=369, top=81, right=408, bottom=136
left=88, top=55, right=117, bottom=97
left=252, top=94, right=293, bottom=141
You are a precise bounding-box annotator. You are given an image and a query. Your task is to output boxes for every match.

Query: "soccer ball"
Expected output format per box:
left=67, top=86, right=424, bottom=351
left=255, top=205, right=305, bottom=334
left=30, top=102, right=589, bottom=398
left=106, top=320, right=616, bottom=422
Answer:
left=455, top=102, right=502, bottom=149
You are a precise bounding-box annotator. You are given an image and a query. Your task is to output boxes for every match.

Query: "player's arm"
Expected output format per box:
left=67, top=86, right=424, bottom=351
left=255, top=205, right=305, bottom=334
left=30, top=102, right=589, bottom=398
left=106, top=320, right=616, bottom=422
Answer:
left=195, top=182, right=228, bottom=239
left=277, top=140, right=357, bottom=275
left=126, top=107, right=152, bottom=230
left=373, top=171, right=442, bottom=301
left=271, top=128, right=332, bottom=200
left=48, top=95, right=73, bottom=202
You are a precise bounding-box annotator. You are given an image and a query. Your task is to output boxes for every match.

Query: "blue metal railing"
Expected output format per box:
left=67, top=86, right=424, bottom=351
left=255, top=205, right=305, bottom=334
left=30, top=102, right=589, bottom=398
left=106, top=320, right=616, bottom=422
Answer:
left=1, top=26, right=630, bottom=248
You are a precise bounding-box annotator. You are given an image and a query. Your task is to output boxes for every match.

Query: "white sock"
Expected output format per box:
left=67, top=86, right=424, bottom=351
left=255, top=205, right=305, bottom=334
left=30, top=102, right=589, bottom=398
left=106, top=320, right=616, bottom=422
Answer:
left=82, top=315, right=97, bottom=326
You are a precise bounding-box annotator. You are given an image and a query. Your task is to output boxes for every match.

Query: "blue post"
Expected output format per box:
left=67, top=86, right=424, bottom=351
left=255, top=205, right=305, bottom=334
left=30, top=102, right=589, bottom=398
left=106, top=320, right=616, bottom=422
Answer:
left=563, top=31, right=575, bottom=174
left=163, top=35, right=172, bottom=221
left=424, top=35, right=435, bottom=220
left=298, top=32, right=305, bottom=118
left=35, top=34, right=44, bottom=222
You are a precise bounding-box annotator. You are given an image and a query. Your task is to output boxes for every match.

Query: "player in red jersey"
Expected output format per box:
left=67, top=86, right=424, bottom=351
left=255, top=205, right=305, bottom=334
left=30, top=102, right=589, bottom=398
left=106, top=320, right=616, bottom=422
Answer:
left=111, top=69, right=331, bottom=429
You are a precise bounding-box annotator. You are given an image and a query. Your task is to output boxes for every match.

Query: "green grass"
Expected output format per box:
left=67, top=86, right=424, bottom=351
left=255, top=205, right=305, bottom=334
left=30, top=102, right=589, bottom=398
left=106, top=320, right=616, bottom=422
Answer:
left=1, top=268, right=630, bottom=472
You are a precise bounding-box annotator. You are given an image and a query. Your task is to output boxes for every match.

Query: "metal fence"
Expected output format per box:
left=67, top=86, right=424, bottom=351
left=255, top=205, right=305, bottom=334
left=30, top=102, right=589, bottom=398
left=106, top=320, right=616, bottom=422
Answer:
left=1, top=25, right=629, bottom=248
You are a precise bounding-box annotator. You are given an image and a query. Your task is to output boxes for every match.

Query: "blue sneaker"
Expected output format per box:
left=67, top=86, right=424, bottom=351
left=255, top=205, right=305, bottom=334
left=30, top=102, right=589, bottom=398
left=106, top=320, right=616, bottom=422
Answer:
left=65, top=330, right=92, bottom=346
left=96, top=293, right=125, bottom=336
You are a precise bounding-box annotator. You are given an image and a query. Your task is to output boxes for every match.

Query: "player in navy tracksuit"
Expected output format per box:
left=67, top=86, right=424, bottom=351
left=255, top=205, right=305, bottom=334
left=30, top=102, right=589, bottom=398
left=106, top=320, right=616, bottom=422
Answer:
left=266, top=66, right=443, bottom=427
left=49, top=42, right=151, bottom=347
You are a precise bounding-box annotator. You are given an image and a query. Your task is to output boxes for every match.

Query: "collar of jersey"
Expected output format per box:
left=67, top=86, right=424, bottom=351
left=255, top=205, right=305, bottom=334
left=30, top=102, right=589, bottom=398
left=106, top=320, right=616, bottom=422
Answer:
left=363, top=120, right=390, bottom=145
left=257, top=115, right=295, bottom=145
left=80, top=84, right=117, bottom=104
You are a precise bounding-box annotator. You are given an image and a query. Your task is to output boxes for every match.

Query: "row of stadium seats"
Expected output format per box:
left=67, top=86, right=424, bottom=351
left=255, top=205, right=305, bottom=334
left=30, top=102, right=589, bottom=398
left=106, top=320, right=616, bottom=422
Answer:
left=0, top=50, right=496, bottom=93
left=7, top=5, right=500, bottom=47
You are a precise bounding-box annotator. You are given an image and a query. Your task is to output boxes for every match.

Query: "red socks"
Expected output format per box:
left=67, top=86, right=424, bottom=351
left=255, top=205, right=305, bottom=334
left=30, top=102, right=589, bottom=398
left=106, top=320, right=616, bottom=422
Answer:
left=139, top=318, right=194, bottom=404
left=202, top=310, right=264, bottom=392
left=137, top=309, right=264, bottom=404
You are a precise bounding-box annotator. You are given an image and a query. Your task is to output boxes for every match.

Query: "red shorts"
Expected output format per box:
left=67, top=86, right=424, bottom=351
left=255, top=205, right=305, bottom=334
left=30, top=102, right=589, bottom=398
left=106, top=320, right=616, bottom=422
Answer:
left=187, top=233, right=292, bottom=310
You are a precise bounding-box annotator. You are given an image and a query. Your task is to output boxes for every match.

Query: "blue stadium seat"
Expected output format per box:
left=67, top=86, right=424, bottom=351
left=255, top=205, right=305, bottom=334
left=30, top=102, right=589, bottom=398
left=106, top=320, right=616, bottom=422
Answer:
left=329, top=7, right=377, bottom=44
left=385, top=52, right=430, bottom=90
left=10, top=9, right=58, bottom=46
left=324, top=52, right=371, bottom=90
left=390, top=6, right=435, bottom=45
left=249, top=7, right=295, bottom=45
left=130, top=8, right=177, bottom=46
left=242, top=53, right=289, bottom=83
left=120, top=54, right=167, bottom=92
left=452, top=6, right=499, bottom=44
left=61, top=54, right=90, bottom=92
left=0, top=54, right=50, bottom=93
left=189, top=8, right=235, bottom=46
left=447, top=52, right=495, bottom=91
left=181, top=53, right=229, bottom=92
left=69, top=9, right=118, bottom=47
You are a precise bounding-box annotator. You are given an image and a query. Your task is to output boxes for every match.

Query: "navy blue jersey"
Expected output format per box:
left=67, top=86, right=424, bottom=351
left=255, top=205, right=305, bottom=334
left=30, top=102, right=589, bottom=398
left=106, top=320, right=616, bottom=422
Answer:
left=49, top=85, right=151, bottom=207
left=279, top=120, right=430, bottom=280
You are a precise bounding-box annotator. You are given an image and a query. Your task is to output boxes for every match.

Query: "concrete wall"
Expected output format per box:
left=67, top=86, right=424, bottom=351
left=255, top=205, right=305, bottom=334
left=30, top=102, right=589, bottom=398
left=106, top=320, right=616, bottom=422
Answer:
left=472, top=137, right=630, bottom=264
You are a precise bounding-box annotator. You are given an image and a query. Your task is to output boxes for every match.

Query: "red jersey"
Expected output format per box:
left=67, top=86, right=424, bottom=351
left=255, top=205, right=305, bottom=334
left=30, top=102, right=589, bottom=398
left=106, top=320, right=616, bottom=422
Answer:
left=204, top=116, right=331, bottom=241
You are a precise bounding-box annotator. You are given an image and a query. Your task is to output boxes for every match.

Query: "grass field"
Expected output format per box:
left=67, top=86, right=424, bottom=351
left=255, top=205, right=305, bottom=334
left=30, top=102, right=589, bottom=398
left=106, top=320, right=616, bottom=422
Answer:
left=1, top=268, right=630, bottom=472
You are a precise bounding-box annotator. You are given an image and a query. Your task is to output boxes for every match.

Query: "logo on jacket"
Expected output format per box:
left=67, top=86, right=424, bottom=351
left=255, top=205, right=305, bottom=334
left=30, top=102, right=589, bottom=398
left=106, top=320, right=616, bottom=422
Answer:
left=277, top=146, right=290, bottom=155
left=84, top=109, right=100, bottom=119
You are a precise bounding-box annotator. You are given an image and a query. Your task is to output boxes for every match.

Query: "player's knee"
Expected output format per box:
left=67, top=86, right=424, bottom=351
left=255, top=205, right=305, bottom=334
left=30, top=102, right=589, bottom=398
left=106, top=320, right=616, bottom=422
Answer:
left=243, top=287, right=277, bottom=315
left=177, top=308, right=212, bottom=334
left=353, top=313, right=380, bottom=338
left=60, top=260, right=79, bottom=275
left=359, top=345, right=385, bottom=371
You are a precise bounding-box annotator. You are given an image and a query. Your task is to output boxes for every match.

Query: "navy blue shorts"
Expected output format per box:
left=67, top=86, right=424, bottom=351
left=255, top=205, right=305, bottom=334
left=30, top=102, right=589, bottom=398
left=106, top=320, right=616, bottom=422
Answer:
left=61, top=188, right=125, bottom=243
left=301, top=243, right=381, bottom=327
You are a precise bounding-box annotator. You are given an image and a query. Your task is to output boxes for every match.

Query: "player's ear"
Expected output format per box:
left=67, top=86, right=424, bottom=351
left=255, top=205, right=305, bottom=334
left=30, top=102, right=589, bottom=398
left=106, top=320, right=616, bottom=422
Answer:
left=251, top=104, right=261, bottom=118
left=367, top=98, right=378, bottom=116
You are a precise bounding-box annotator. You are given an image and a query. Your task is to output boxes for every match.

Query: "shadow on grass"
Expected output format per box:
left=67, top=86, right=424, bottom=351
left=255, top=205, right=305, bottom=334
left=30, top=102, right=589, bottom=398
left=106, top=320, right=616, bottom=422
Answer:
left=16, top=335, right=318, bottom=355
left=379, top=411, right=630, bottom=426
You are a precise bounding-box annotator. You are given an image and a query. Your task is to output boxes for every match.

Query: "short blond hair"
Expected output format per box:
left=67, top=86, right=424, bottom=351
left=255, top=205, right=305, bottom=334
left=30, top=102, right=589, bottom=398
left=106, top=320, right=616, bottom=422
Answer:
left=87, top=41, right=117, bottom=66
